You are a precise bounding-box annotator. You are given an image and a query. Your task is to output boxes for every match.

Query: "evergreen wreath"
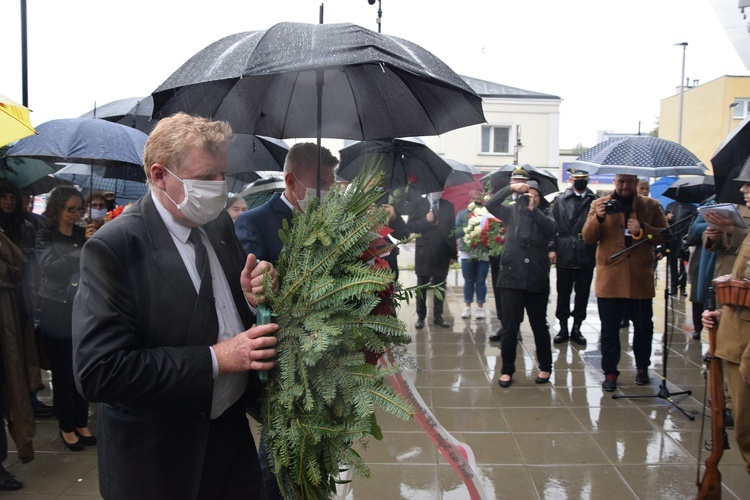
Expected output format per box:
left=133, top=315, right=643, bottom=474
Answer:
left=261, top=168, right=416, bottom=499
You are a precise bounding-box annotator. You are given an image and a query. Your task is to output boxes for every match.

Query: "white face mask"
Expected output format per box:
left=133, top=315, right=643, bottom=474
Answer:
left=89, top=208, right=108, bottom=220
left=162, top=167, right=228, bottom=225
left=294, top=175, right=328, bottom=213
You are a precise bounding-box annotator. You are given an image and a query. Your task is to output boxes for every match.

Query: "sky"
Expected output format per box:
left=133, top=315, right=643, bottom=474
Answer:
left=1, top=0, right=748, bottom=149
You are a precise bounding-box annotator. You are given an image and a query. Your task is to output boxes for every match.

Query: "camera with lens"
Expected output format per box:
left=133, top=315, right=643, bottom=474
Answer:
left=517, top=193, right=530, bottom=207
left=604, top=199, right=623, bottom=215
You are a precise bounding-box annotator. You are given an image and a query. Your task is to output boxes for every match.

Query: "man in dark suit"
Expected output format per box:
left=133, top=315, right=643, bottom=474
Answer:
left=407, top=191, right=457, bottom=328
left=235, top=142, right=338, bottom=265
left=72, top=113, right=279, bottom=500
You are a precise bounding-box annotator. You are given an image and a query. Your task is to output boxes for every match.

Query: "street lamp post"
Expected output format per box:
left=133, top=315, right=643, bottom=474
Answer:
left=675, top=42, right=688, bottom=145
left=367, top=0, right=382, bottom=33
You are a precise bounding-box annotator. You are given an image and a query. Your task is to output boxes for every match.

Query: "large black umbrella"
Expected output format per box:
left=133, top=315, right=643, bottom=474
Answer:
left=662, top=175, right=715, bottom=204
left=151, top=22, right=485, bottom=192
left=481, top=164, right=559, bottom=196
left=570, top=136, right=707, bottom=177
left=80, top=96, right=157, bottom=134
left=226, top=134, right=288, bottom=193
left=444, top=158, right=481, bottom=187
left=338, top=137, right=452, bottom=194
left=711, top=113, right=750, bottom=205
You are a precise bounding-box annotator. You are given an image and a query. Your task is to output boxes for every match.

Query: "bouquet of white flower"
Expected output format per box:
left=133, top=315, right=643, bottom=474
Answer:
left=461, top=202, right=505, bottom=260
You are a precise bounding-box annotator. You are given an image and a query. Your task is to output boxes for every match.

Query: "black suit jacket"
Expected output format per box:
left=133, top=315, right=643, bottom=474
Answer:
left=72, top=193, right=259, bottom=499
left=407, top=197, right=457, bottom=277
left=234, top=192, right=292, bottom=266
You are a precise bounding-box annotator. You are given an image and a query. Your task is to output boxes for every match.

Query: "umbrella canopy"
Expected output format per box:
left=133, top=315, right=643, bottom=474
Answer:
left=711, top=113, right=750, bottom=205
left=0, top=154, right=56, bottom=190
left=481, top=164, right=559, bottom=196
left=0, top=93, right=36, bottom=147
left=236, top=176, right=285, bottom=210
left=570, top=136, right=707, bottom=177
left=5, top=118, right=148, bottom=168
left=52, top=163, right=148, bottom=201
left=442, top=173, right=484, bottom=213
left=338, top=137, right=452, bottom=194
left=226, top=134, right=288, bottom=193
left=649, top=176, right=678, bottom=209
left=151, top=22, right=485, bottom=142
left=80, top=96, right=156, bottom=134
left=444, top=158, right=482, bottom=187
left=662, top=175, right=715, bottom=204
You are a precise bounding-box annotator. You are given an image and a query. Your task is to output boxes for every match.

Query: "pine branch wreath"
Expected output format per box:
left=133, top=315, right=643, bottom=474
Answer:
left=262, top=169, right=415, bottom=499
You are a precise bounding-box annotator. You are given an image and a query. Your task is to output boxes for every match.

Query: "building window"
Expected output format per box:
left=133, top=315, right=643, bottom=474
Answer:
left=481, top=125, right=511, bottom=154
left=732, top=99, right=750, bottom=119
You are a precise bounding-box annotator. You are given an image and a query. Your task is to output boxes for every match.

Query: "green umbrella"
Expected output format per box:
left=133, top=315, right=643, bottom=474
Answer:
left=0, top=153, right=57, bottom=190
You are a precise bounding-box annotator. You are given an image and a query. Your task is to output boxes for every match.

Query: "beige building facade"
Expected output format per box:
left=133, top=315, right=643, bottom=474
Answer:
left=659, top=75, right=750, bottom=169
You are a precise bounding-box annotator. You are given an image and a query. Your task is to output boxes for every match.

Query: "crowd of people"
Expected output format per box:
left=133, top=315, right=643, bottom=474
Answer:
left=3, top=112, right=750, bottom=496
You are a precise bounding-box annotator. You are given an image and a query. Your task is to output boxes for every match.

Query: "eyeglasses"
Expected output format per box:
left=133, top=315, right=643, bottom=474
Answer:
left=65, top=206, right=86, bottom=214
left=90, top=203, right=107, bottom=209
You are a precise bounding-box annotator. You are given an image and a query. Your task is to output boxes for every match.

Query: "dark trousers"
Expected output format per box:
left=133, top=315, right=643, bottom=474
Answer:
left=555, top=267, right=594, bottom=325
left=499, top=289, right=552, bottom=375
left=416, top=274, right=447, bottom=320
left=197, top=401, right=265, bottom=499
left=39, top=298, right=90, bottom=433
left=489, top=255, right=503, bottom=322
left=667, top=254, right=686, bottom=291
left=692, top=301, right=704, bottom=334
left=598, top=298, right=654, bottom=376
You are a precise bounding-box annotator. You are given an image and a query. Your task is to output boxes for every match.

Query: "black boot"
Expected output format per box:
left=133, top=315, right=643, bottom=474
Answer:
left=553, top=322, right=569, bottom=344
left=570, top=322, right=587, bottom=346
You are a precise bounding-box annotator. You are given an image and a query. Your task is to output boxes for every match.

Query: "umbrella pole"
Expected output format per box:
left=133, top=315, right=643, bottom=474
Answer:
left=315, top=69, right=323, bottom=199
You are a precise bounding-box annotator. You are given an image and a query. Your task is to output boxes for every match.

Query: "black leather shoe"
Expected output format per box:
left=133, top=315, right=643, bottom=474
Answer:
left=0, top=469, right=22, bottom=491
left=535, top=374, right=550, bottom=384
left=692, top=330, right=702, bottom=340
left=75, top=430, right=97, bottom=446
left=489, top=328, right=503, bottom=342
left=570, top=326, right=587, bottom=346
left=59, top=431, right=84, bottom=452
left=553, top=332, right=568, bottom=343
left=415, top=319, right=425, bottom=329
left=433, top=317, right=450, bottom=328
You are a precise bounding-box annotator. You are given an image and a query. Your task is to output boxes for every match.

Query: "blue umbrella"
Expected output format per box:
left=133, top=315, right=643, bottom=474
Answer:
left=649, top=176, right=677, bottom=209
left=570, top=136, right=707, bottom=177
left=5, top=118, right=147, bottom=168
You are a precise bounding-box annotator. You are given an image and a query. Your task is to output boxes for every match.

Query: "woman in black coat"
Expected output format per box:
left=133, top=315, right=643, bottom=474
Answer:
left=486, top=181, right=557, bottom=387
left=36, top=186, right=96, bottom=451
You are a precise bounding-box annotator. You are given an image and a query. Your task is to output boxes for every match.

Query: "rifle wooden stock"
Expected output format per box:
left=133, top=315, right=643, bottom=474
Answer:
left=696, top=287, right=726, bottom=499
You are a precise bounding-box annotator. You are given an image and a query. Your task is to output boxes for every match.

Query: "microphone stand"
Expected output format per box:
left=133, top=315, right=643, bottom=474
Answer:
left=610, top=210, right=697, bottom=421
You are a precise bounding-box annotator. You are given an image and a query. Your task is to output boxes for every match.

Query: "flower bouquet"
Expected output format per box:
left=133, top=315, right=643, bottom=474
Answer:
left=462, top=202, right=506, bottom=260
left=260, top=168, right=418, bottom=499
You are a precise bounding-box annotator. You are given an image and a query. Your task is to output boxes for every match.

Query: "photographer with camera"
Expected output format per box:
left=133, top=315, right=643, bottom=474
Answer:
left=582, top=174, right=667, bottom=392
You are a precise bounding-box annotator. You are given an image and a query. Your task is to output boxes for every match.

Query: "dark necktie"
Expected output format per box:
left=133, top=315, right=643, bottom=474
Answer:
left=188, top=228, right=218, bottom=345
left=432, top=201, right=439, bottom=216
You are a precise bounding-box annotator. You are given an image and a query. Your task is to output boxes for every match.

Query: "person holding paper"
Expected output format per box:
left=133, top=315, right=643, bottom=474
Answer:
left=702, top=166, right=750, bottom=475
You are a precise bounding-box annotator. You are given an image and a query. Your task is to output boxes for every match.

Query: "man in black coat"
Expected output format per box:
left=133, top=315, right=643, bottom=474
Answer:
left=548, top=169, right=598, bottom=346
left=407, top=191, right=457, bottom=328
left=73, top=114, right=279, bottom=499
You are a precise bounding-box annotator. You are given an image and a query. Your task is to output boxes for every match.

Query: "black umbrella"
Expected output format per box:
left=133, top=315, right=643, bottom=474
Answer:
left=481, top=164, right=559, bottom=196
left=151, top=22, right=485, bottom=193
left=226, top=134, right=289, bottom=193
left=662, top=175, right=715, bottom=204
left=711, top=113, right=750, bottom=205
left=570, top=136, right=707, bottom=177
left=52, top=163, right=148, bottom=202
left=338, top=137, right=452, bottom=194
left=444, top=158, right=481, bottom=187
left=80, top=96, right=157, bottom=134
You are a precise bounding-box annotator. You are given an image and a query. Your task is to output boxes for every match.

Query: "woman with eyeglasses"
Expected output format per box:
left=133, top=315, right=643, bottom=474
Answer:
left=36, top=186, right=96, bottom=451
left=85, top=192, right=109, bottom=234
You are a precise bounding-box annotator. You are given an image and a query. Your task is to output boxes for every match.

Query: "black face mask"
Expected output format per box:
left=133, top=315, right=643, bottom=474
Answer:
left=573, top=179, right=588, bottom=191
left=473, top=201, right=483, bottom=206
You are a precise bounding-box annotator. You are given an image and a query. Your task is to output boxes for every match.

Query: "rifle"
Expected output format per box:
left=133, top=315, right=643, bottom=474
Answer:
left=696, top=286, right=728, bottom=499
